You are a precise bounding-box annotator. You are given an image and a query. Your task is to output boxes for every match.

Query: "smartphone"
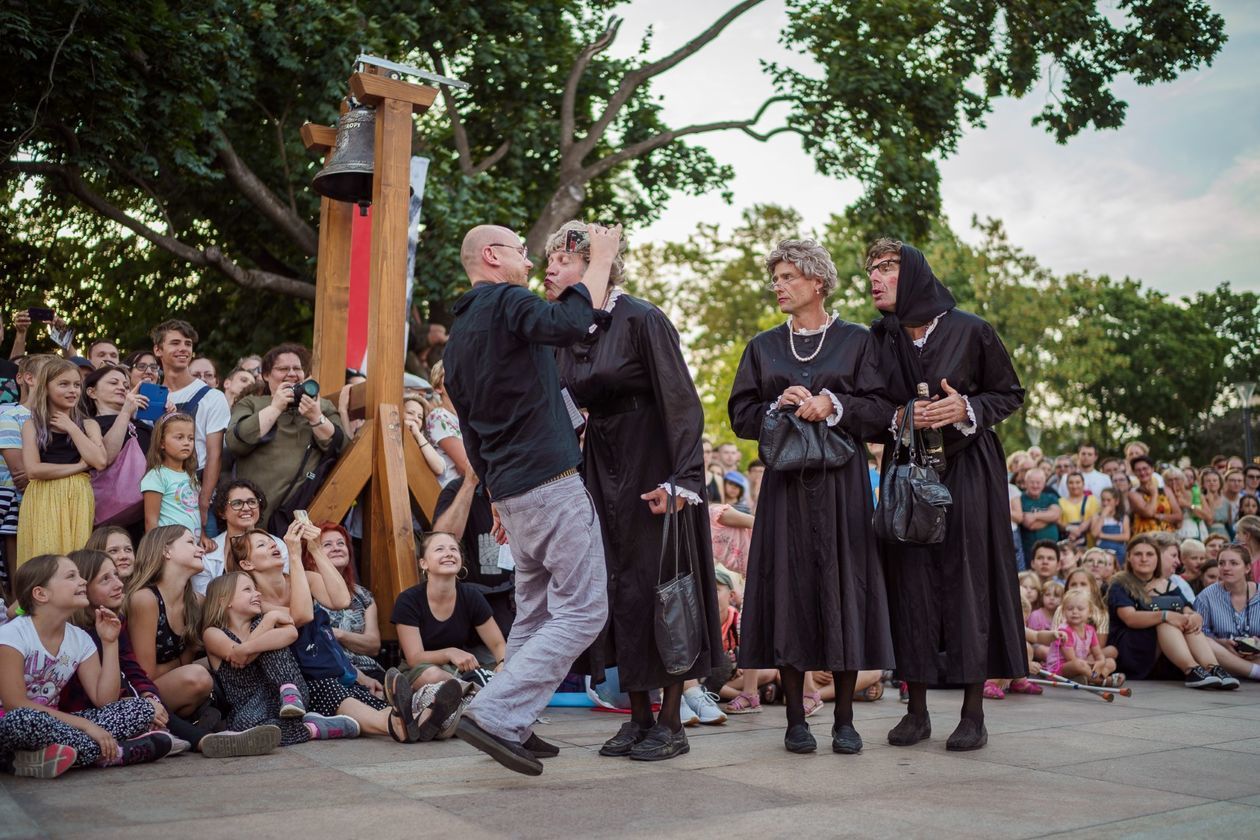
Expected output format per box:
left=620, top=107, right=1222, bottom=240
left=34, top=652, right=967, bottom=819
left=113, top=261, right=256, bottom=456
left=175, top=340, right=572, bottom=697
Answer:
left=27, top=307, right=55, bottom=323
left=136, top=383, right=168, bottom=423
left=1234, top=636, right=1260, bottom=655
left=564, top=229, right=588, bottom=253
left=294, top=510, right=310, bottom=526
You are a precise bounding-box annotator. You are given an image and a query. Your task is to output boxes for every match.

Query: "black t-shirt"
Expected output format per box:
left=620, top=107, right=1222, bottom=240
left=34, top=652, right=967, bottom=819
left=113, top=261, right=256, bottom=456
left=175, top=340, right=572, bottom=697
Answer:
left=94, top=413, right=152, bottom=458
left=434, top=477, right=511, bottom=588
left=390, top=582, right=494, bottom=650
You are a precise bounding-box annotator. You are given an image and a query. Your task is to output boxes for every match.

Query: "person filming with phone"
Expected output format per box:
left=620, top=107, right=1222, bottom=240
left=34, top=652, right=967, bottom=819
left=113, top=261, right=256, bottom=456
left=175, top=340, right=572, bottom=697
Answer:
left=227, top=343, right=345, bottom=530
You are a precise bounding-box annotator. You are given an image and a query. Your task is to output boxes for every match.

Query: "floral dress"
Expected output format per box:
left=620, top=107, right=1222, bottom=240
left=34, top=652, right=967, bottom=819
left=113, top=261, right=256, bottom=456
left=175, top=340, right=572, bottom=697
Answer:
left=325, top=584, right=381, bottom=677
left=426, top=408, right=463, bottom=488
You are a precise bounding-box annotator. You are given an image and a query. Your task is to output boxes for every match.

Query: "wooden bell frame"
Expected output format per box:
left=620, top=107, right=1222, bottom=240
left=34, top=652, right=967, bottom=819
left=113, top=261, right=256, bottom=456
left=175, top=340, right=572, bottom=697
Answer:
left=299, top=69, right=443, bottom=638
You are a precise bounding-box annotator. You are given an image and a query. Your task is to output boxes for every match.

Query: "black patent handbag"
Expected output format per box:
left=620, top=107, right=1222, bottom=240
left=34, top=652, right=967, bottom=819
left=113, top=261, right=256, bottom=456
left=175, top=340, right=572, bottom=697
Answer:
left=758, top=406, right=856, bottom=472
left=873, top=399, right=953, bottom=545
left=653, top=481, right=705, bottom=676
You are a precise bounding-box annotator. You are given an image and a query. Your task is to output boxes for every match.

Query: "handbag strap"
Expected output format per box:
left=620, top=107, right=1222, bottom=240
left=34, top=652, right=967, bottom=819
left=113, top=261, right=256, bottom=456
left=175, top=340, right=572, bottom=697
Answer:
left=892, top=398, right=920, bottom=463
left=658, top=477, right=681, bottom=583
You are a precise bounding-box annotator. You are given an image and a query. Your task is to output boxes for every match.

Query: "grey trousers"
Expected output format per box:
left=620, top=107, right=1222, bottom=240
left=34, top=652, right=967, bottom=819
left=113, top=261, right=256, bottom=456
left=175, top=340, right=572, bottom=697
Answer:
left=465, top=474, right=608, bottom=742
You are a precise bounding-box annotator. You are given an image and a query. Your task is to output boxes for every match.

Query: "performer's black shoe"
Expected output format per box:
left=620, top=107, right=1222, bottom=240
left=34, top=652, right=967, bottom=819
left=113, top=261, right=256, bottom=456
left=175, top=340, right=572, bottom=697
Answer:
left=521, top=732, right=560, bottom=758
left=599, top=721, right=650, bottom=757
left=831, top=723, right=863, bottom=754
left=629, top=724, right=689, bottom=761
left=455, top=718, right=543, bottom=776
left=784, top=723, right=817, bottom=754
left=945, top=717, right=988, bottom=751
left=887, top=712, right=931, bottom=746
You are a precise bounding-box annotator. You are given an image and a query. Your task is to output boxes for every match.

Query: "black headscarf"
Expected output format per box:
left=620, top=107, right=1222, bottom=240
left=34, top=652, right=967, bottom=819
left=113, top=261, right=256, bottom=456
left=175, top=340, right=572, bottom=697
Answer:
left=870, top=243, right=956, bottom=404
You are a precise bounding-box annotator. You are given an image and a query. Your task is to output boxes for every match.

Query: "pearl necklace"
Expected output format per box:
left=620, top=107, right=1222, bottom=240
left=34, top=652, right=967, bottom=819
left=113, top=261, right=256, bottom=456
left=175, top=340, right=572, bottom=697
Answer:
left=787, top=312, right=836, bottom=363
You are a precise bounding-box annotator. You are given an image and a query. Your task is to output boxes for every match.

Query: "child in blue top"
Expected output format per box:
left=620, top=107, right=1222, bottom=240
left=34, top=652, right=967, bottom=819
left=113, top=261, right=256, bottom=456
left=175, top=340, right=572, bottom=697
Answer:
left=141, top=413, right=204, bottom=545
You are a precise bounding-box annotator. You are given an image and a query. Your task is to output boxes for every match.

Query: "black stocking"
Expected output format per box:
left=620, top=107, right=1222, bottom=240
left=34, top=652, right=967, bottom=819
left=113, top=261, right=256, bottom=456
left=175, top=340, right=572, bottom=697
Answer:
left=906, top=681, right=928, bottom=717
left=628, top=690, right=656, bottom=729
left=961, top=682, right=984, bottom=723
left=781, top=666, right=806, bottom=728
left=656, top=683, right=684, bottom=733
left=833, top=671, right=857, bottom=728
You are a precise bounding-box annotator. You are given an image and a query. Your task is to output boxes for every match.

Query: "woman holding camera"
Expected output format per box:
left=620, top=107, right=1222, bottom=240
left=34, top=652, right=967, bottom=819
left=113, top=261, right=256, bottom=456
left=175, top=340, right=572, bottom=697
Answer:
left=227, top=343, right=346, bottom=528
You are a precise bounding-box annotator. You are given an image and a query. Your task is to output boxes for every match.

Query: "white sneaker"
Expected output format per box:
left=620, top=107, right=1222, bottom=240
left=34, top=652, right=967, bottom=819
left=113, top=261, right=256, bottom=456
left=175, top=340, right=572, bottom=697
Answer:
left=685, top=688, right=728, bottom=725
left=679, top=693, right=700, bottom=727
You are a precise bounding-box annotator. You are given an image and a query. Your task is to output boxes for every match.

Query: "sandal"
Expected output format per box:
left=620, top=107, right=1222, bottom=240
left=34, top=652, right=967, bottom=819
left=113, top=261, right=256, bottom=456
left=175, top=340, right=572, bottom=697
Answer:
left=1103, top=673, right=1126, bottom=688
left=722, top=692, right=761, bottom=714
left=802, top=691, right=824, bottom=717
left=855, top=681, right=884, bottom=702
left=982, top=680, right=1005, bottom=700
left=1008, top=678, right=1042, bottom=695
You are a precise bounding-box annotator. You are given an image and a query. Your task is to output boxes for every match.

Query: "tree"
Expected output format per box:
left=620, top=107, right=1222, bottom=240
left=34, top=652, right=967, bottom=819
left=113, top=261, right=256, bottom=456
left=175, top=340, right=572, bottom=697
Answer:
left=1, top=1, right=1227, bottom=365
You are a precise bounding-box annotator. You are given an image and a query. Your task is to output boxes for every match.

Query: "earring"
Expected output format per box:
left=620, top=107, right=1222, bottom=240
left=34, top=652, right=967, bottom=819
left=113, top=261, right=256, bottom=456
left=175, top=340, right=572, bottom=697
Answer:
left=457, top=566, right=468, bottom=581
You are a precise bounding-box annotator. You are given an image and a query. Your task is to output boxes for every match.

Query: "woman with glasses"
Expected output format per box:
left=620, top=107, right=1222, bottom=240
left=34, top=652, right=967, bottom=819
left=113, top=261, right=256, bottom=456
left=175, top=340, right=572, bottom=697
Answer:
left=727, top=239, right=895, bottom=756
left=122, top=350, right=162, bottom=390
left=191, top=478, right=289, bottom=595
left=547, top=220, right=725, bottom=762
left=227, top=343, right=346, bottom=528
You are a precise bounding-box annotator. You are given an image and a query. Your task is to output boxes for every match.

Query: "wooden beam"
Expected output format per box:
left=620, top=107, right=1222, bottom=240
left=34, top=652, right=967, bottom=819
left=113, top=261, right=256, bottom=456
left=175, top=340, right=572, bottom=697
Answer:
left=369, top=405, right=418, bottom=639
left=362, top=95, right=412, bottom=419
left=310, top=195, right=352, bottom=394
left=349, top=72, right=438, bottom=111
left=402, top=433, right=443, bottom=521
left=305, top=426, right=374, bottom=525
left=300, top=123, right=337, bottom=153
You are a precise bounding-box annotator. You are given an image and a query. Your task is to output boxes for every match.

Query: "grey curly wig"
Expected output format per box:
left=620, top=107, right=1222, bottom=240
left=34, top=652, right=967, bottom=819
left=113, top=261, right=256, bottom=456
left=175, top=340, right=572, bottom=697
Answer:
left=764, top=239, right=839, bottom=297
left=543, top=220, right=627, bottom=285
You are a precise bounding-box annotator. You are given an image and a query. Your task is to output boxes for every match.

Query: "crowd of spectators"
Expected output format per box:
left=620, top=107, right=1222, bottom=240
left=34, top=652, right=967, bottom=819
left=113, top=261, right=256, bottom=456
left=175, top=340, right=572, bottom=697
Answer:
left=0, top=310, right=1255, bottom=780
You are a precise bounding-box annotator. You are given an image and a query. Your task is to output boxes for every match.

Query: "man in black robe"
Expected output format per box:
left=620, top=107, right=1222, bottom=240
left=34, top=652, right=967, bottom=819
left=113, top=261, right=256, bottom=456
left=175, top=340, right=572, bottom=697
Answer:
left=869, top=239, right=1025, bottom=751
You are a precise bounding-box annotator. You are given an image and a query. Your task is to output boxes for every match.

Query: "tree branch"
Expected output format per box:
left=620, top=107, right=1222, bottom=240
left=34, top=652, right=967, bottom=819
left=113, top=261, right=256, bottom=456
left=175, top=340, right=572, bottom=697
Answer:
left=560, top=16, right=623, bottom=155
left=429, top=50, right=511, bottom=176
left=213, top=128, right=318, bottom=256
left=8, top=160, right=315, bottom=300
left=572, top=0, right=765, bottom=163
left=582, top=96, right=793, bottom=180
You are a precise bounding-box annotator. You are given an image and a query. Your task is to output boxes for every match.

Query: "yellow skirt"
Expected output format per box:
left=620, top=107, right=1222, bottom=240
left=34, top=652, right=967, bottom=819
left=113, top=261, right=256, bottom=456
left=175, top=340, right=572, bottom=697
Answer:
left=15, top=474, right=95, bottom=568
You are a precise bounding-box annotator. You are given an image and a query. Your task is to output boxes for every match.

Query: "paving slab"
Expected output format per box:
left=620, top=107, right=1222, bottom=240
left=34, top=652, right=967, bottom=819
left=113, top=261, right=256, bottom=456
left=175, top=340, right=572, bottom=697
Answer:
left=1, top=681, right=1255, bottom=839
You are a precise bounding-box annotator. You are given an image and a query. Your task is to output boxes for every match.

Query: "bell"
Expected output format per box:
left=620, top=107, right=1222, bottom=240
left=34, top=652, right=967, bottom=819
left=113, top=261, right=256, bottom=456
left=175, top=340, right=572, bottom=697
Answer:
left=312, top=104, right=376, bottom=205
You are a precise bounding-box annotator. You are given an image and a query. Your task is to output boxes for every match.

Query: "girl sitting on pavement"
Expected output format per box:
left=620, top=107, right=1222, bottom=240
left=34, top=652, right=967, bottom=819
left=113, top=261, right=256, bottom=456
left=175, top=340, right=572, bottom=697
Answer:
left=0, top=555, right=171, bottom=778
left=1047, top=589, right=1122, bottom=686
left=1061, top=567, right=1118, bottom=660
left=201, top=572, right=359, bottom=752
left=85, top=526, right=136, bottom=581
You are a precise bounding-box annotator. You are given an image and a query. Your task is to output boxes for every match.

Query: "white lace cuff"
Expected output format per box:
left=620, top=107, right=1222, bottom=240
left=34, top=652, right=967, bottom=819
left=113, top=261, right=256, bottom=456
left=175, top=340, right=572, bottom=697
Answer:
left=954, top=395, right=978, bottom=436
left=819, top=389, right=844, bottom=427
left=768, top=397, right=782, bottom=413
left=658, top=482, right=704, bottom=506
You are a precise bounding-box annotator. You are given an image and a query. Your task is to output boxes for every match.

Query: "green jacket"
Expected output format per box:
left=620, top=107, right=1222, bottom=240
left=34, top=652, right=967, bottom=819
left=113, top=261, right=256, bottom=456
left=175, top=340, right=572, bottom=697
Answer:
left=227, top=394, right=347, bottom=524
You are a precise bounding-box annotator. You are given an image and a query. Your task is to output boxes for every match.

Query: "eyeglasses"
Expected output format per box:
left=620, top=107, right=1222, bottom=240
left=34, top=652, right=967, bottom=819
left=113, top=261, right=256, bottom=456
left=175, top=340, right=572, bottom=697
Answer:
left=132, top=363, right=160, bottom=373
left=227, top=498, right=260, bottom=510
left=866, top=258, right=900, bottom=275
left=270, top=366, right=304, bottom=376
left=765, top=276, right=803, bottom=292
left=489, top=242, right=529, bottom=258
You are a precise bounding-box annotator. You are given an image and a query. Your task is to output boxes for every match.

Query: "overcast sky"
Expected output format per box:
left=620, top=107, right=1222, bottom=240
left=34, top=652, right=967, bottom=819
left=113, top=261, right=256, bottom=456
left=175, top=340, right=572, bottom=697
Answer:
left=609, top=0, right=1259, bottom=297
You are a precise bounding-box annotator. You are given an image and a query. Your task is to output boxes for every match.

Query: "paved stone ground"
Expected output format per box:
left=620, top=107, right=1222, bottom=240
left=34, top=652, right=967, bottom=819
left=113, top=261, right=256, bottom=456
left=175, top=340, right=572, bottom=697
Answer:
left=3, top=681, right=1259, bottom=839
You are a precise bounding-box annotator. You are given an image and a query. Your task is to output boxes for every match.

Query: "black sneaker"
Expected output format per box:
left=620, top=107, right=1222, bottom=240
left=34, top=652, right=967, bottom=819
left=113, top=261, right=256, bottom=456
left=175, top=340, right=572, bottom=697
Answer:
left=629, top=725, right=689, bottom=761
left=945, top=718, right=988, bottom=752
left=831, top=723, right=863, bottom=754
left=119, top=732, right=173, bottom=766
left=521, top=732, right=560, bottom=758
left=1184, top=665, right=1222, bottom=689
left=1210, top=665, right=1241, bottom=690
left=887, top=712, right=931, bottom=747
left=455, top=717, right=543, bottom=776
left=784, top=723, right=817, bottom=754
left=599, top=721, right=650, bottom=757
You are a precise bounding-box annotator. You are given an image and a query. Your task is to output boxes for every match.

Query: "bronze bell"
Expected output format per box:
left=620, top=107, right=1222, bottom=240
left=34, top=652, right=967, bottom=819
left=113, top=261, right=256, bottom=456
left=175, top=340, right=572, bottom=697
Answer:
left=312, top=104, right=376, bottom=205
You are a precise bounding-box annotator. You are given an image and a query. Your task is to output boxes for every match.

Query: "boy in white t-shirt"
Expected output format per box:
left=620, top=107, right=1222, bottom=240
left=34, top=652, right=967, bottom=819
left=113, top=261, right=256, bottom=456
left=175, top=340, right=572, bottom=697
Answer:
left=152, top=320, right=230, bottom=543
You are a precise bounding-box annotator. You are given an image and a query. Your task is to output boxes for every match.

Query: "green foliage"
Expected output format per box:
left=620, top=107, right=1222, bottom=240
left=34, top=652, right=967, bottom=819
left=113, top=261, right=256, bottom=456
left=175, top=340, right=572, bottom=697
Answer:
left=633, top=205, right=1251, bottom=464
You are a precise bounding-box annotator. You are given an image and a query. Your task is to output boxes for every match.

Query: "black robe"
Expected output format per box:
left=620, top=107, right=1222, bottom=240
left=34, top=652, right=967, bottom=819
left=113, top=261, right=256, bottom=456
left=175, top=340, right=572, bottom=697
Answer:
left=878, top=309, right=1027, bottom=683
left=557, top=293, right=724, bottom=691
left=728, top=320, right=896, bottom=672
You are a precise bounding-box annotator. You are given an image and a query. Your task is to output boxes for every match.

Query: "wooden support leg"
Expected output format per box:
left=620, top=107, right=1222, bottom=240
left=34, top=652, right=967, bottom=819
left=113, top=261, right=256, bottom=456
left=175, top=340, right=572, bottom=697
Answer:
left=402, top=433, right=443, bottom=522
left=305, top=426, right=375, bottom=526
left=369, top=404, right=418, bottom=640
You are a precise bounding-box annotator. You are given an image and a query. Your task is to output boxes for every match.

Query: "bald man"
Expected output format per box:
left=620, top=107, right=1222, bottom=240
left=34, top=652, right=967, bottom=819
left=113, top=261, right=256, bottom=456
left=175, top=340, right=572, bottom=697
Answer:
left=444, top=223, right=622, bottom=776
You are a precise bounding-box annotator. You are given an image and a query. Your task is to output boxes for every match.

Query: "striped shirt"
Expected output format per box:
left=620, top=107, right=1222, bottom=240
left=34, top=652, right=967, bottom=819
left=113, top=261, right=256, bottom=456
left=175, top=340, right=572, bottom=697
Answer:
left=1193, top=582, right=1260, bottom=639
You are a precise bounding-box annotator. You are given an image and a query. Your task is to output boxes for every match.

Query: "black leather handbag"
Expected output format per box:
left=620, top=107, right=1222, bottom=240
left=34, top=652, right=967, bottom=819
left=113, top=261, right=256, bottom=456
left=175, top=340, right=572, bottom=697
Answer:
left=873, top=399, right=953, bottom=545
left=654, top=482, right=705, bottom=676
left=758, top=406, right=856, bottom=472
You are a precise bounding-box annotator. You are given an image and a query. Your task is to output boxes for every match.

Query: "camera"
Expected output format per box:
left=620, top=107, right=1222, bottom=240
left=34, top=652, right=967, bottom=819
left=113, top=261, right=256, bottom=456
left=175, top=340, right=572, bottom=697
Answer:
left=289, top=379, right=320, bottom=410
left=564, top=228, right=588, bottom=253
